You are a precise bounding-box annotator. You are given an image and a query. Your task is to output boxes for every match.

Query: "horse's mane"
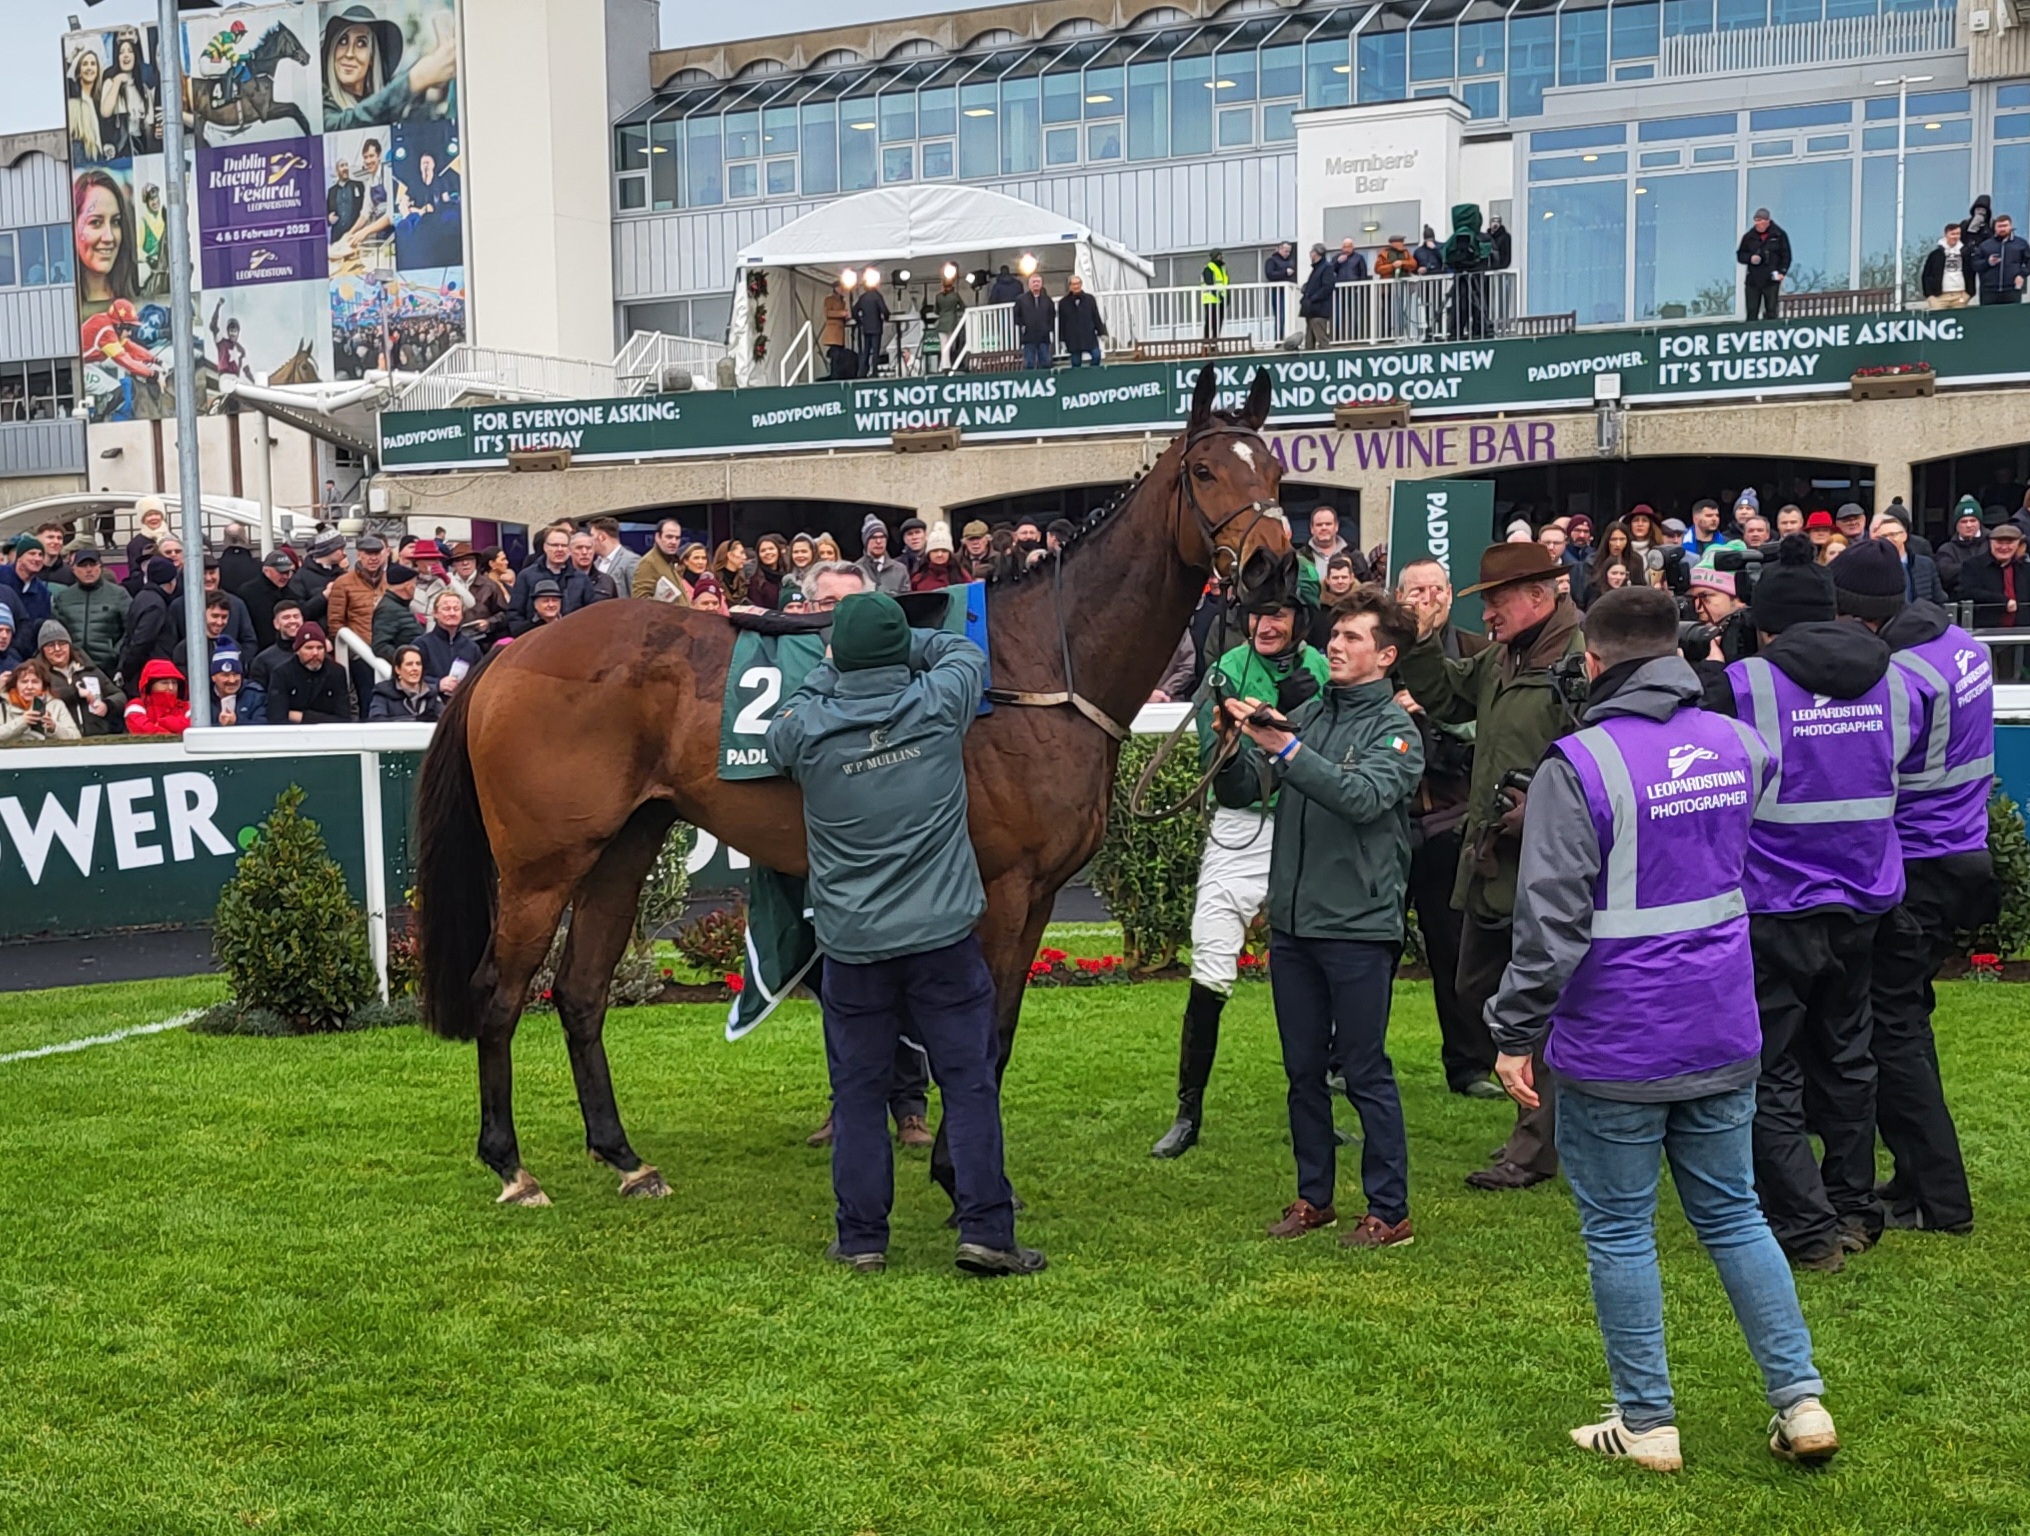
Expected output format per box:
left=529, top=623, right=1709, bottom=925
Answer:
left=980, top=407, right=1249, bottom=588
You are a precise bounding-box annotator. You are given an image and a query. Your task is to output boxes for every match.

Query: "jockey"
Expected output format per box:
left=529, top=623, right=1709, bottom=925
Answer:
left=197, top=20, right=253, bottom=108
left=1152, top=561, right=1329, bottom=1158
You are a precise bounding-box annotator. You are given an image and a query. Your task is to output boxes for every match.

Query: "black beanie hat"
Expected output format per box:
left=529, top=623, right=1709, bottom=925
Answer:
left=830, top=591, right=911, bottom=672
left=1751, top=535, right=1836, bottom=634
left=1829, top=537, right=1907, bottom=622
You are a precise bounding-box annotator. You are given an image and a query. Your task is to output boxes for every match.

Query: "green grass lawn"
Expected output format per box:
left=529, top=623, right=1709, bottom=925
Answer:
left=0, top=974, right=2023, bottom=1535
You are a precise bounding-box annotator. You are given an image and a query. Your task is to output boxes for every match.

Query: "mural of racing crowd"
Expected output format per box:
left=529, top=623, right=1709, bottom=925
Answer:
left=61, top=0, right=467, bottom=422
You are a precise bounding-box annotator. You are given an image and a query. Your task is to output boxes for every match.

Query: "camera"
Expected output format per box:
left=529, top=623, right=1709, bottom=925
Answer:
left=1493, top=767, right=1534, bottom=817
left=1545, top=652, right=1592, bottom=721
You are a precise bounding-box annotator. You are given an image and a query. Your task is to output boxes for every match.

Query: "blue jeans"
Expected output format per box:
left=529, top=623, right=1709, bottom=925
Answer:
left=1556, top=1082, right=1824, bottom=1432
left=1068, top=348, right=1102, bottom=367
left=1022, top=342, right=1053, bottom=371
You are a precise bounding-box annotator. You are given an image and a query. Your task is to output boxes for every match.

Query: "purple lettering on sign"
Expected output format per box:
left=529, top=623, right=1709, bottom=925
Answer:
left=196, top=137, right=328, bottom=290
left=1469, top=424, right=1497, bottom=464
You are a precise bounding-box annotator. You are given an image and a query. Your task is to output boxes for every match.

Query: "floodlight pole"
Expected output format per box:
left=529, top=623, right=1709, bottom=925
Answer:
left=1874, top=74, right=1934, bottom=310
left=160, top=0, right=211, bottom=726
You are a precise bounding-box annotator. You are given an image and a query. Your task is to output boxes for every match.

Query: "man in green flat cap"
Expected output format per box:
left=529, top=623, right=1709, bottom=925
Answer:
left=766, top=591, right=1045, bottom=1279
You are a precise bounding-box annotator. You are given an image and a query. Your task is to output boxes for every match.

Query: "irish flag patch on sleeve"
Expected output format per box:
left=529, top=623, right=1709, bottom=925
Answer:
left=1388, top=735, right=1411, bottom=753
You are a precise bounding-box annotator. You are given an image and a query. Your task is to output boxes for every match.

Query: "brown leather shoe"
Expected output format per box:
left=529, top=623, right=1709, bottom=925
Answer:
left=806, top=1113, right=834, bottom=1148
left=1341, top=1213, right=1415, bottom=1249
left=896, top=1114, right=934, bottom=1148
left=1464, top=1159, right=1552, bottom=1191
left=1266, top=1199, right=1337, bottom=1238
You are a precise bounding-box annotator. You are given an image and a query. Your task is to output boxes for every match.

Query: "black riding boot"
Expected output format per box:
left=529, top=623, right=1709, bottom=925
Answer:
left=1153, top=983, right=1225, bottom=1158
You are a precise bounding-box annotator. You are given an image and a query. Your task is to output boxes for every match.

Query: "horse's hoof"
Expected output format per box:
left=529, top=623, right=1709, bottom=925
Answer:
left=496, top=1169, right=551, bottom=1207
left=618, top=1164, right=670, bottom=1199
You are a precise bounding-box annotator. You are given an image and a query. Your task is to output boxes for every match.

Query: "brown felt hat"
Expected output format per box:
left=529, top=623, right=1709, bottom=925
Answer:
left=1457, top=541, right=1566, bottom=596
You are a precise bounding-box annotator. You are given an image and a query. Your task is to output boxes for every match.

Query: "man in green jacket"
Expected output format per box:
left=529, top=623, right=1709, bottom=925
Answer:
left=1396, top=541, right=1586, bottom=1189
left=50, top=548, right=130, bottom=676
left=766, top=591, right=1043, bottom=1278
left=1216, top=587, right=1425, bottom=1248
left=1154, top=575, right=1329, bottom=1159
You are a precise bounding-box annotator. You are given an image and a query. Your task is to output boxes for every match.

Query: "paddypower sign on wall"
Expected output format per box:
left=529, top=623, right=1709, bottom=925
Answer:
left=381, top=307, right=2030, bottom=471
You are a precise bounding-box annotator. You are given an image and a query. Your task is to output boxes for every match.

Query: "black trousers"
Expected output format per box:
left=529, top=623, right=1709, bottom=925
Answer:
left=1746, top=279, right=1782, bottom=321
left=1268, top=933, right=1409, bottom=1222
left=1872, top=853, right=1993, bottom=1229
left=820, top=935, right=1013, bottom=1253
left=1411, top=828, right=1485, bottom=1089
left=887, top=1036, right=930, bottom=1123
left=1750, top=908, right=1880, bottom=1255
left=345, top=656, right=374, bottom=720
left=1459, top=913, right=1558, bottom=1173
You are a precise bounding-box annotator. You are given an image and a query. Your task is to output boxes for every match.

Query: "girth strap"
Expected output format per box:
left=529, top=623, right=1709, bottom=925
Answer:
left=983, top=686, right=1132, bottom=742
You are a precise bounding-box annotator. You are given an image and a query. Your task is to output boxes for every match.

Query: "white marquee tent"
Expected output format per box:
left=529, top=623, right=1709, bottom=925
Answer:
left=727, top=185, right=1155, bottom=386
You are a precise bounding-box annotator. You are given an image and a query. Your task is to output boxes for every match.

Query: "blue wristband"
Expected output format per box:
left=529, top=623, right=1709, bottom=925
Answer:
left=1274, top=738, right=1299, bottom=763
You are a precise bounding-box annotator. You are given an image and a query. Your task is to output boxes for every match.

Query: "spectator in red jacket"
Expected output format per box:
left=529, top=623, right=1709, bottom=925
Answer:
left=123, top=656, right=190, bottom=736
left=909, top=525, right=969, bottom=590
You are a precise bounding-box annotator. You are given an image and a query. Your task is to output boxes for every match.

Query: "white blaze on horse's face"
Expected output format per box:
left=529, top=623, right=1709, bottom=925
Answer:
left=1231, top=441, right=1256, bottom=472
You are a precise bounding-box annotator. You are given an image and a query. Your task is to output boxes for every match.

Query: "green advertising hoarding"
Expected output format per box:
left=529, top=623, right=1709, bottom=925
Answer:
left=381, top=307, right=2030, bottom=471
left=1388, top=479, right=1498, bottom=635
left=0, top=744, right=367, bottom=941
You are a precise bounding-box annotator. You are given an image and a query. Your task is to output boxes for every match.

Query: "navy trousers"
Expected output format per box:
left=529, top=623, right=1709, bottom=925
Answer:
left=820, top=934, right=1015, bottom=1254
left=1267, top=932, right=1410, bottom=1223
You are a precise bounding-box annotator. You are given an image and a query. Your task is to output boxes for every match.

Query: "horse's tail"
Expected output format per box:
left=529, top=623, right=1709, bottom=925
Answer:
left=414, top=650, right=501, bottom=1042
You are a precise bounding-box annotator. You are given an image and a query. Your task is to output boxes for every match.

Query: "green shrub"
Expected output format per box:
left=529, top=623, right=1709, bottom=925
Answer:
left=675, top=897, right=748, bottom=976
left=212, top=785, right=376, bottom=1032
left=1959, top=793, right=2030, bottom=960
left=1091, top=734, right=1209, bottom=973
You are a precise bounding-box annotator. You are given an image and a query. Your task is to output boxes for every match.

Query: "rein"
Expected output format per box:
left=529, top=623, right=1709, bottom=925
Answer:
left=983, top=417, right=1288, bottom=814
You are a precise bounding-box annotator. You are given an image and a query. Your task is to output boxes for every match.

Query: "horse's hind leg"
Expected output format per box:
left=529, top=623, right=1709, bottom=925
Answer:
left=474, top=882, right=573, bottom=1206
left=552, top=803, right=677, bottom=1198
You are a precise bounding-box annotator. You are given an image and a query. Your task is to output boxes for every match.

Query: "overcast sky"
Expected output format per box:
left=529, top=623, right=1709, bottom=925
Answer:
left=1, top=1, right=1006, bottom=136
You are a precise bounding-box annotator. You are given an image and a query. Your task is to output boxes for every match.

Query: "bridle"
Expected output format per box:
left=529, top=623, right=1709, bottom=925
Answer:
left=984, top=417, right=1288, bottom=760
left=1125, top=420, right=1294, bottom=825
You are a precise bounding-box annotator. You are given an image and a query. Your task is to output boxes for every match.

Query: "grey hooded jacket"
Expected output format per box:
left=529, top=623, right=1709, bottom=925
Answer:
left=1485, top=654, right=1764, bottom=1103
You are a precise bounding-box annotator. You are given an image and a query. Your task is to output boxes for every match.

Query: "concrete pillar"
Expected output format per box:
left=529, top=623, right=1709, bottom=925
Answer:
left=1874, top=456, right=1913, bottom=515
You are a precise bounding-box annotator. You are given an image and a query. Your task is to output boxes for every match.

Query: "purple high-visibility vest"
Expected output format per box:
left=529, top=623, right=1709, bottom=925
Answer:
left=1545, top=710, right=1770, bottom=1083
left=1890, top=626, right=1995, bottom=859
left=1726, top=654, right=1915, bottom=915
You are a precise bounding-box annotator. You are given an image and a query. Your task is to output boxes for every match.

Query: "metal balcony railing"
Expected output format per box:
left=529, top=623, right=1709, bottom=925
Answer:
left=1330, top=271, right=1523, bottom=345
left=1098, top=282, right=1300, bottom=353
left=614, top=330, right=726, bottom=394
left=1658, top=8, right=1954, bottom=77
left=396, top=345, right=619, bottom=413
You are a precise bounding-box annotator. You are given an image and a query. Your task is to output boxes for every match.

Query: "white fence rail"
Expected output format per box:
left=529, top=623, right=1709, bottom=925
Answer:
left=397, top=344, right=617, bottom=412
left=1328, top=270, right=1521, bottom=345
left=1098, top=282, right=1299, bottom=352
left=1659, top=8, right=1953, bottom=76
left=941, top=302, right=1017, bottom=372
left=614, top=330, right=724, bottom=394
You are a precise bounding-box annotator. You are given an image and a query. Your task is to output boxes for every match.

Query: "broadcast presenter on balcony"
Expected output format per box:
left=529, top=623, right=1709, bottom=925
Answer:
left=765, top=592, right=1043, bottom=1278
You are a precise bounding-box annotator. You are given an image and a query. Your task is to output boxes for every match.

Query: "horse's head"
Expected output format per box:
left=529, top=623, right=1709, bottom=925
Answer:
left=1172, top=365, right=1294, bottom=608
left=269, top=24, right=310, bottom=68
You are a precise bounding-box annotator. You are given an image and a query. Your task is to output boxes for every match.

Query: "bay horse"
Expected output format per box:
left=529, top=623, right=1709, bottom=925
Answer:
left=413, top=366, right=1294, bottom=1206
left=182, top=23, right=313, bottom=150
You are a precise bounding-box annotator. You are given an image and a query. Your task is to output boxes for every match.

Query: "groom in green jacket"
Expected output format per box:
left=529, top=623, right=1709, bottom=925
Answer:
left=1216, top=587, right=1425, bottom=1248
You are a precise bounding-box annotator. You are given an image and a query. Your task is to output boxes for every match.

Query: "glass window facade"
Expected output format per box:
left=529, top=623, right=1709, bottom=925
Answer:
left=1530, top=177, right=1627, bottom=323
left=612, top=0, right=1966, bottom=215
left=1634, top=169, right=1738, bottom=315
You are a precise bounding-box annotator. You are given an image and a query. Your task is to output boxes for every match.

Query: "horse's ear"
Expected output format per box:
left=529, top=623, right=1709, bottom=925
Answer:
left=1187, top=364, right=1217, bottom=435
left=1242, top=367, right=1273, bottom=432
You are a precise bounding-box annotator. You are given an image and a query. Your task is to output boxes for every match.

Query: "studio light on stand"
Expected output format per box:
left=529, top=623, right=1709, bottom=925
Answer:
left=1017, top=252, right=1038, bottom=278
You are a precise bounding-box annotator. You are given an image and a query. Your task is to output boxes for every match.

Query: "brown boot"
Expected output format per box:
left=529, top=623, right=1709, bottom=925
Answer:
left=896, top=1114, right=934, bottom=1148
left=806, top=1113, right=834, bottom=1148
left=1266, top=1199, right=1337, bottom=1238
left=1341, top=1213, right=1414, bottom=1249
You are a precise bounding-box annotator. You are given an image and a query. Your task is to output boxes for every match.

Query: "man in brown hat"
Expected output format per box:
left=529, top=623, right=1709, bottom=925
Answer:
left=1397, top=540, right=1585, bottom=1189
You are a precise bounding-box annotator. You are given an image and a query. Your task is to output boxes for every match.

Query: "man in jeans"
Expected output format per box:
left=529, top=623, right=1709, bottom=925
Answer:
left=1489, top=587, right=1838, bottom=1472
left=1215, top=588, right=1424, bottom=1248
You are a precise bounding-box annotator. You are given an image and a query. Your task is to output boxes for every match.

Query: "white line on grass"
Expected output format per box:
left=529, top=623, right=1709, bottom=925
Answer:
left=0, top=1010, right=202, bottom=1065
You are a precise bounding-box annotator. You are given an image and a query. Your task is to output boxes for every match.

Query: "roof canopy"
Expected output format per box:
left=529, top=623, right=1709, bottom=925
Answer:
left=734, top=185, right=1154, bottom=278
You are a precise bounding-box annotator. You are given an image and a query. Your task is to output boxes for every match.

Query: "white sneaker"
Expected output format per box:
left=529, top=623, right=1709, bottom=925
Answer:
left=1570, top=1409, right=1683, bottom=1472
left=1769, top=1397, right=1840, bottom=1463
